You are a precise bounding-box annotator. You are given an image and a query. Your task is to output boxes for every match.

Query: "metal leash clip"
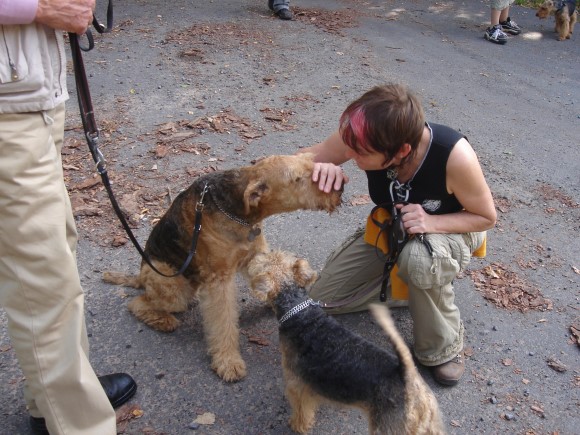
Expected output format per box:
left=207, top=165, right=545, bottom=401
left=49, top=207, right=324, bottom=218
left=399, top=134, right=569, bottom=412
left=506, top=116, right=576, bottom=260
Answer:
left=196, top=183, right=210, bottom=212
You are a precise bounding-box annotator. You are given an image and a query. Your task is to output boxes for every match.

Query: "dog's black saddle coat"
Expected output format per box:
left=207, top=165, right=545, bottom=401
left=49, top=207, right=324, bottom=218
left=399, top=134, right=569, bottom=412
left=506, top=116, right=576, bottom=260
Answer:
left=275, top=283, right=406, bottom=406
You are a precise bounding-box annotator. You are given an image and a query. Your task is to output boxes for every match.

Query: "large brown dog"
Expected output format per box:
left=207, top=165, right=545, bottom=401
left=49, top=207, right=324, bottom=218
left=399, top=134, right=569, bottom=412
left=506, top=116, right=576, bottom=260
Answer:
left=248, top=250, right=446, bottom=434
left=103, top=154, right=342, bottom=382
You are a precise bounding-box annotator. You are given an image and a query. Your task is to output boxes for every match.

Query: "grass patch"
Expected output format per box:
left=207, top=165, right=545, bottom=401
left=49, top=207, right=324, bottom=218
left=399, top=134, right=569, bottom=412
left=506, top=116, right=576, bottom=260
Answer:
left=514, top=0, right=579, bottom=7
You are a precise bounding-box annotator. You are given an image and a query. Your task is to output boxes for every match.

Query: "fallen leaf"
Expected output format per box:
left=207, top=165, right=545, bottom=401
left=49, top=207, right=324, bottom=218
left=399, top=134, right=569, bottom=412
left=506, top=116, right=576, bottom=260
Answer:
left=194, top=412, right=215, bottom=425
left=70, top=177, right=101, bottom=191
left=547, top=357, right=567, bottom=373
left=349, top=194, right=371, bottom=206
left=116, top=403, right=144, bottom=433
left=247, top=335, right=270, bottom=346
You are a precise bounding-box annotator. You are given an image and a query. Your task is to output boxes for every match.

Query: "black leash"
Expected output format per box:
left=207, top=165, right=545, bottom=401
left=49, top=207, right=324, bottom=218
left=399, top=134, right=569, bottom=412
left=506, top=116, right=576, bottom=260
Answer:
left=68, top=1, right=202, bottom=278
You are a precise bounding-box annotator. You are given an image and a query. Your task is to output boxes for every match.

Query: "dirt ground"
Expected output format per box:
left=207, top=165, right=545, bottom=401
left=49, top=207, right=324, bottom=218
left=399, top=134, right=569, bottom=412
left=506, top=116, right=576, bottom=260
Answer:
left=1, top=1, right=579, bottom=434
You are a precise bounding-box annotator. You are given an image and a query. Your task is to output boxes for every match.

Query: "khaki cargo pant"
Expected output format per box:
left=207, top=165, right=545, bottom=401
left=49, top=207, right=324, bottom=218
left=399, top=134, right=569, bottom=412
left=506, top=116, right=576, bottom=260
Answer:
left=0, top=105, right=116, bottom=434
left=309, top=227, right=485, bottom=367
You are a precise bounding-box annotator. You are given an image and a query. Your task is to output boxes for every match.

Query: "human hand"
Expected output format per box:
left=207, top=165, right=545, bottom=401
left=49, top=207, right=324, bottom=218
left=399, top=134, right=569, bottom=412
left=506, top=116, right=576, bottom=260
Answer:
left=397, top=203, right=430, bottom=235
left=312, top=162, right=348, bottom=193
left=35, top=0, right=95, bottom=34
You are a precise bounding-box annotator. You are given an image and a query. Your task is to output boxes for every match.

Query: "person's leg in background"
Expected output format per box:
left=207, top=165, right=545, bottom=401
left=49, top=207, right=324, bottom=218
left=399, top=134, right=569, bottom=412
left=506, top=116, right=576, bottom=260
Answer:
left=268, top=0, right=293, bottom=20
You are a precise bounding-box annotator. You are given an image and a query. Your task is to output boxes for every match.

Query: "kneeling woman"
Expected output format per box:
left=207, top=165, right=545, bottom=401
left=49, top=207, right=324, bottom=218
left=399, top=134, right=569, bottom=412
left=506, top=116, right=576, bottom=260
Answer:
left=300, top=83, right=496, bottom=386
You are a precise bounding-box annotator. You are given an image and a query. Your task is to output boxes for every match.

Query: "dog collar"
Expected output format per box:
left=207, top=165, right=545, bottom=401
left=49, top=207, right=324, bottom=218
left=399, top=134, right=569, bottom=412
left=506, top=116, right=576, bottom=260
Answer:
left=279, top=298, right=320, bottom=325
left=207, top=187, right=262, bottom=241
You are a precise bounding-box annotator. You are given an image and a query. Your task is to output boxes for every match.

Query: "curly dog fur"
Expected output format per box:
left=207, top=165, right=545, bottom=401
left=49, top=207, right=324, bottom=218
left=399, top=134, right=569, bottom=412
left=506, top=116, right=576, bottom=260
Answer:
left=536, top=0, right=577, bottom=40
left=248, top=250, right=446, bottom=434
left=103, top=154, right=341, bottom=382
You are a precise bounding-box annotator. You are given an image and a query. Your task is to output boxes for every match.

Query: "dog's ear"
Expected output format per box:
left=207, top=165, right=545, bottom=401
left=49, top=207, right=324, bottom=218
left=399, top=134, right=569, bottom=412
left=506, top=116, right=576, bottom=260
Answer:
left=243, top=180, right=269, bottom=214
left=250, top=274, right=278, bottom=302
left=293, top=258, right=318, bottom=288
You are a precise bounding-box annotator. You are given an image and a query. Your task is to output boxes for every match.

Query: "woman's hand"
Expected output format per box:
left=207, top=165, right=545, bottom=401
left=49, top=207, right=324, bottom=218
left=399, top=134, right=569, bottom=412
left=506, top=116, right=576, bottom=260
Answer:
left=397, top=203, right=430, bottom=235
left=35, top=0, right=95, bottom=34
left=312, top=162, right=349, bottom=193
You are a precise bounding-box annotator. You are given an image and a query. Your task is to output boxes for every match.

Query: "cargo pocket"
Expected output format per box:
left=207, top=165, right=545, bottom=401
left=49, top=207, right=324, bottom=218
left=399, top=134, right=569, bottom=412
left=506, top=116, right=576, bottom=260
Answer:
left=398, top=234, right=469, bottom=289
left=0, top=26, right=43, bottom=93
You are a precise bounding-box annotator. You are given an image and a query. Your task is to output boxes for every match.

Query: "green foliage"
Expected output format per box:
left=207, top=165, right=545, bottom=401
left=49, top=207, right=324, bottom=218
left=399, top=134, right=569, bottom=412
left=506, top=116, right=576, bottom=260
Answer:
left=514, top=0, right=579, bottom=6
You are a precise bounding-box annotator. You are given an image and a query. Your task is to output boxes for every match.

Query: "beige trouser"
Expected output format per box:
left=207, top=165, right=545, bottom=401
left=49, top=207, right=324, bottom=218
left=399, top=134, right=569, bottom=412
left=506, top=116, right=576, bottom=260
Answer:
left=309, top=227, right=485, bottom=367
left=0, top=105, right=116, bottom=434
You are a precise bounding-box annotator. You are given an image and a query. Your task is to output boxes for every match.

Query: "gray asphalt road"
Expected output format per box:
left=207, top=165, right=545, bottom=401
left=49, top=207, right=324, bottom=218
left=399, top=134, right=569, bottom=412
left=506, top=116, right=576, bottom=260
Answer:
left=1, top=1, right=579, bottom=434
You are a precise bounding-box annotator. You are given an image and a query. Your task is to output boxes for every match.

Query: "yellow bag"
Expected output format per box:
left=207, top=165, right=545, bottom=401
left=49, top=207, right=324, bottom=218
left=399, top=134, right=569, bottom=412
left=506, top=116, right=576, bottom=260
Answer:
left=363, top=207, right=410, bottom=300
left=363, top=207, right=486, bottom=300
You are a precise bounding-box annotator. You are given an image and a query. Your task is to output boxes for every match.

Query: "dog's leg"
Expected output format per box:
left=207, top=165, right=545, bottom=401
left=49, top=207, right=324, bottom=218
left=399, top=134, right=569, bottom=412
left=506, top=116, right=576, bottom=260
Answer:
left=570, top=11, right=577, bottom=34
left=283, top=365, right=319, bottom=433
left=555, top=11, right=568, bottom=40
left=198, top=274, right=246, bottom=382
left=561, top=11, right=571, bottom=40
left=127, top=264, right=192, bottom=332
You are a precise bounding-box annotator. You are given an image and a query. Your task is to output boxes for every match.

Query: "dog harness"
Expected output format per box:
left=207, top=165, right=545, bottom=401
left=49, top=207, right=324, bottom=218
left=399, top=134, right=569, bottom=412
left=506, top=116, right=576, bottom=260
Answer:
left=279, top=298, right=321, bottom=325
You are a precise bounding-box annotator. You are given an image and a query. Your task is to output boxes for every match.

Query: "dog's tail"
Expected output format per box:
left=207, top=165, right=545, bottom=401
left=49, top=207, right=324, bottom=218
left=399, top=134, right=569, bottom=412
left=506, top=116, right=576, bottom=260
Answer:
left=369, top=303, right=418, bottom=381
left=102, top=271, right=142, bottom=289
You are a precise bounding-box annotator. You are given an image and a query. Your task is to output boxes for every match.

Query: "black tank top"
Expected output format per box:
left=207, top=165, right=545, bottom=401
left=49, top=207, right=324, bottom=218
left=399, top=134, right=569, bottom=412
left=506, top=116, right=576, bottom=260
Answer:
left=365, top=123, right=465, bottom=215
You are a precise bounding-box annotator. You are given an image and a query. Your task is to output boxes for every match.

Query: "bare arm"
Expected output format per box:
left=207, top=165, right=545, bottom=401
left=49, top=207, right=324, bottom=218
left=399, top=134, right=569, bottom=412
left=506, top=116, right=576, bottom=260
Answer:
left=35, top=0, right=95, bottom=34
left=299, top=131, right=351, bottom=192
left=399, top=138, right=496, bottom=234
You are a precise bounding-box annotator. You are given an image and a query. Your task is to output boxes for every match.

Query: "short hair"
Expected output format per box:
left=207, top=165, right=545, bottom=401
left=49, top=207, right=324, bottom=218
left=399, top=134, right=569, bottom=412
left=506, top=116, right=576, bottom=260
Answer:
left=339, top=83, right=425, bottom=166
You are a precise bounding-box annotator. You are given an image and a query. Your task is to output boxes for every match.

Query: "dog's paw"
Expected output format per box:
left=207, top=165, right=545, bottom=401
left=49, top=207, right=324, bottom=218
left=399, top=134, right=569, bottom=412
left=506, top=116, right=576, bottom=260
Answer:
left=289, top=415, right=315, bottom=434
left=212, top=357, right=247, bottom=382
left=127, top=297, right=181, bottom=332
left=148, top=315, right=180, bottom=332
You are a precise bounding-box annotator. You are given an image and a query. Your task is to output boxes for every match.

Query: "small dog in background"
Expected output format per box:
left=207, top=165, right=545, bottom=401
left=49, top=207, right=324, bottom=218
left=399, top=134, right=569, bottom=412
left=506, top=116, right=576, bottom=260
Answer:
left=248, top=250, right=446, bottom=434
left=536, top=0, right=577, bottom=40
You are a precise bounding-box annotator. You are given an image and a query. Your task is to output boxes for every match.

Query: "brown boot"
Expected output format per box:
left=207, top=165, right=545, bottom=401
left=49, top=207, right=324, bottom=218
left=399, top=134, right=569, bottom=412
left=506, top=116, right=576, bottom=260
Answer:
left=432, top=353, right=464, bottom=386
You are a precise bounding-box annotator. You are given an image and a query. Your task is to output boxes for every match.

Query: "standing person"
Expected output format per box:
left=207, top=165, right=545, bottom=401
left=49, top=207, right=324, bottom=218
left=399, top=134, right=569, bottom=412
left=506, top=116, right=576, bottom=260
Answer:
left=268, top=0, right=293, bottom=20
left=484, top=0, right=522, bottom=44
left=0, top=1, right=137, bottom=434
left=300, top=83, right=496, bottom=386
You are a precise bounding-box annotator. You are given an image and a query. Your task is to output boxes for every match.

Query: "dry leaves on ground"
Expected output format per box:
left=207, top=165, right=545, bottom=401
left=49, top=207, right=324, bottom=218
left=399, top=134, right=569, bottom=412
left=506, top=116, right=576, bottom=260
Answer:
left=546, top=357, right=567, bottom=373
left=154, top=109, right=264, bottom=158
left=536, top=183, right=579, bottom=210
left=294, top=7, right=361, bottom=35
left=570, top=317, right=580, bottom=347
left=348, top=194, right=372, bottom=206
left=468, top=263, right=553, bottom=312
left=259, top=107, right=297, bottom=131
left=116, top=403, right=144, bottom=433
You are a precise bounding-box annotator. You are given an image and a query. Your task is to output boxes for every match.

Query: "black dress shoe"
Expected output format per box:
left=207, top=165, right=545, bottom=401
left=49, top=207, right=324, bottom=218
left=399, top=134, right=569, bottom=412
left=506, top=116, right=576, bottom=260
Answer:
left=99, top=372, right=137, bottom=408
left=28, top=373, right=137, bottom=434
left=29, top=416, right=49, bottom=435
left=276, top=8, right=293, bottom=20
